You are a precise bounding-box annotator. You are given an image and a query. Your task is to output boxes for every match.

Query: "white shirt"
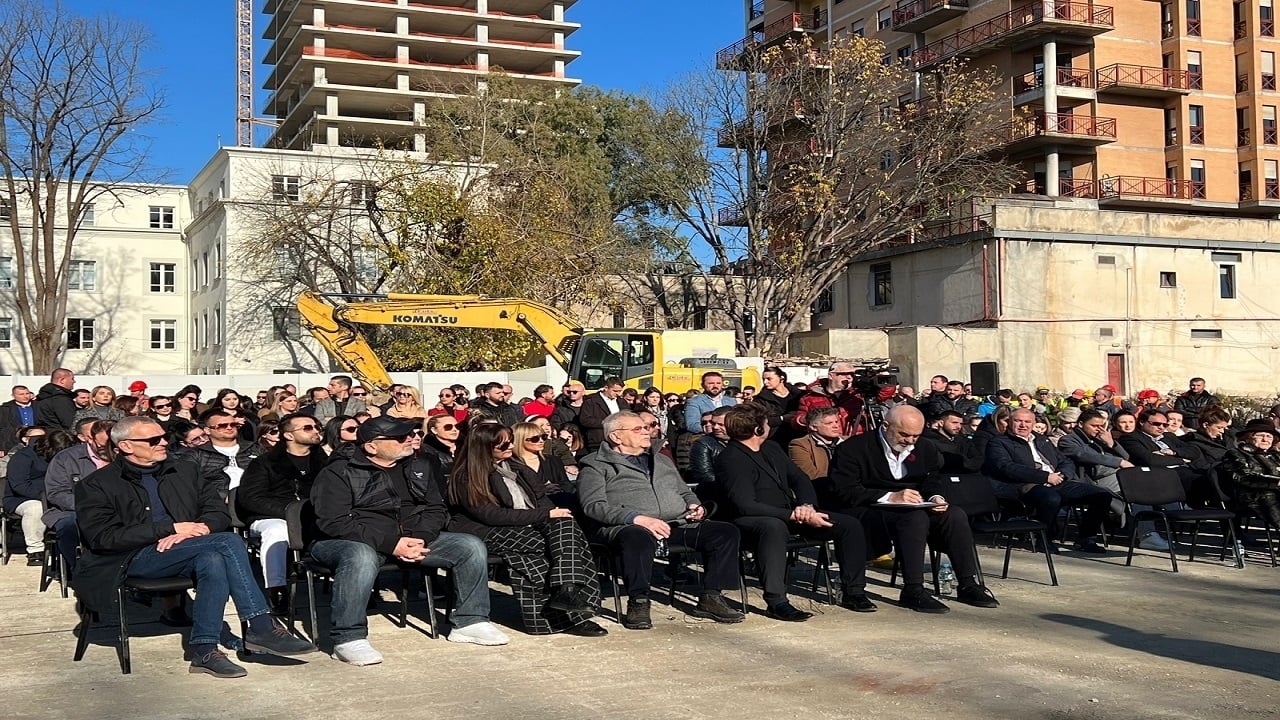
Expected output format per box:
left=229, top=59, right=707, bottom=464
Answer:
left=603, top=395, right=620, bottom=414
left=876, top=430, right=914, bottom=503
left=213, top=443, right=244, bottom=489
left=1018, top=433, right=1052, bottom=471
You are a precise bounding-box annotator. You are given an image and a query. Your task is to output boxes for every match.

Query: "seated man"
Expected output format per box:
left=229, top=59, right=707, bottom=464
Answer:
left=829, top=405, right=999, bottom=614
left=919, top=410, right=984, bottom=475
left=310, top=416, right=509, bottom=665
left=984, top=408, right=1112, bottom=554
left=788, top=407, right=844, bottom=507
left=717, top=404, right=875, bottom=621
left=236, top=412, right=329, bottom=614
left=578, top=411, right=744, bottom=631
left=43, top=418, right=115, bottom=578
left=74, top=416, right=316, bottom=679
left=1117, top=409, right=1213, bottom=505
left=688, top=406, right=732, bottom=506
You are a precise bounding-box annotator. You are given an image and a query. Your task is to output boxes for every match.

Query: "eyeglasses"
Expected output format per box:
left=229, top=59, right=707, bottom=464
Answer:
left=182, top=396, right=197, bottom=403
left=525, top=435, right=547, bottom=443
left=617, top=426, right=648, bottom=433
left=151, top=403, right=170, bottom=410
left=439, top=394, right=454, bottom=399
left=207, top=422, right=239, bottom=430
left=411, top=429, right=424, bottom=437
left=437, top=423, right=457, bottom=431
left=566, top=390, right=582, bottom=395
left=496, top=440, right=514, bottom=450
left=125, top=434, right=167, bottom=446
left=644, top=422, right=660, bottom=429
left=265, top=429, right=280, bottom=436
left=187, top=433, right=209, bottom=445
left=340, top=425, right=359, bottom=433
left=291, top=424, right=320, bottom=432
left=1147, top=421, right=1169, bottom=428
left=395, top=392, right=414, bottom=398
left=375, top=433, right=413, bottom=443
left=351, top=392, right=368, bottom=398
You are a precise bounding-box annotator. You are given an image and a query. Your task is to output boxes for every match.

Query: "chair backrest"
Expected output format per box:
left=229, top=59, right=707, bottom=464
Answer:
left=226, top=487, right=247, bottom=531
left=284, top=499, right=316, bottom=552
left=935, top=474, right=1000, bottom=519
left=1115, top=466, right=1186, bottom=507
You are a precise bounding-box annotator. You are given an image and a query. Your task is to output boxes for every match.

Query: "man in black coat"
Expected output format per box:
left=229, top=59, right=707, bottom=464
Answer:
left=34, top=368, right=77, bottom=432
left=1117, top=408, right=1213, bottom=504
left=578, top=378, right=626, bottom=453
left=920, top=410, right=984, bottom=474
left=74, top=417, right=316, bottom=678
left=0, top=384, right=37, bottom=450
left=921, top=381, right=979, bottom=422
left=984, top=408, right=1112, bottom=553
left=828, top=405, right=998, bottom=614
left=309, top=416, right=506, bottom=665
left=714, top=403, right=876, bottom=621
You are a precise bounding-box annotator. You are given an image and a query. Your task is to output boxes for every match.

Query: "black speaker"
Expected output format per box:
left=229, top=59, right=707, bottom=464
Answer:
left=969, top=362, right=999, bottom=397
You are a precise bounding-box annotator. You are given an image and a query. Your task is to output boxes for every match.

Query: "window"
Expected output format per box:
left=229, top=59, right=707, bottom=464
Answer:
left=1164, top=107, right=1178, bottom=146
left=0, top=256, right=12, bottom=289
left=272, top=307, right=301, bottom=341
left=149, top=206, right=174, bottom=229
left=1265, top=0, right=1276, bottom=35
left=1098, top=327, right=1115, bottom=339
left=1191, top=328, right=1223, bottom=340
left=877, top=8, right=891, bottom=29
left=79, top=204, right=94, bottom=226
left=1266, top=52, right=1278, bottom=92
left=149, top=319, right=176, bottom=350
left=1161, top=2, right=1174, bottom=37
left=1266, top=106, right=1278, bottom=143
left=213, top=243, right=222, bottom=280
left=1267, top=159, right=1279, bottom=199
left=0, top=317, right=10, bottom=348
left=689, top=305, right=707, bottom=330
left=1189, top=105, right=1205, bottom=144
left=870, top=262, right=892, bottom=306
left=1190, top=159, right=1206, bottom=198
left=1186, top=0, right=1201, bottom=35
left=192, top=315, right=200, bottom=350
left=1212, top=251, right=1243, bottom=262
left=66, top=318, right=95, bottom=350
left=640, top=306, right=656, bottom=329
left=201, top=310, right=209, bottom=349
left=149, top=262, right=176, bottom=293
left=611, top=308, right=626, bottom=329
left=1186, top=50, right=1202, bottom=89
left=1097, top=255, right=1117, bottom=266
left=212, top=308, right=221, bottom=346
left=192, top=259, right=201, bottom=290
left=68, top=260, right=96, bottom=291
left=897, top=46, right=911, bottom=64
left=347, top=181, right=376, bottom=207
left=577, top=337, right=625, bottom=389
left=1160, top=271, right=1178, bottom=288
left=851, top=20, right=865, bottom=37
left=272, top=175, right=301, bottom=202
left=1219, top=264, right=1237, bottom=299
left=0, top=198, right=9, bottom=221
left=812, top=286, right=834, bottom=314
left=201, top=252, right=209, bottom=287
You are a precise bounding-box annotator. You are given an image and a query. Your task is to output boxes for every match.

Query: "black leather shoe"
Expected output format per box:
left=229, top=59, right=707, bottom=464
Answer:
left=546, top=583, right=595, bottom=615
left=765, top=601, right=812, bottom=622
left=622, top=598, right=653, bottom=630
left=564, top=620, right=609, bottom=637
left=1071, top=540, right=1108, bottom=555
left=841, top=593, right=878, bottom=613
left=689, top=592, right=746, bottom=623
left=244, top=619, right=320, bottom=656
left=26, top=552, right=44, bottom=567
left=955, top=584, right=999, bottom=608
left=899, top=585, right=950, bottom=614
left=189, top=649, right=247, bottom=679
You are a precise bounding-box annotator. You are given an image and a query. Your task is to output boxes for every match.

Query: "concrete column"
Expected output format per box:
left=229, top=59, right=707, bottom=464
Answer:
left=476, top=0, right=488, bottom=13
left=553, top=2, right=564, bottom=22
left=413, top=99, right=426, bottom=124
left=313, top=6, right=324, bottom=26
left=397, top=71, right=409, bottom=91
left=397, top=43, right=409, bottom=63
left=477, top=50, right=489, bottom=72
left=414, top=132, right=426, bottom=153
left=1046, top=151, right=1060, bottom=196
left=554, top=30, right=564, bottom=50
left=325, top=122, right=339, bottom=146
left=313, top=65, right=327, bottom=85
left=326, top=92, right=339, bottom=117
left=1043, top=40, right=1058, bottom=197
left=396, top=14, right=408, bottom=35
left=314, top=36, right=326, bottom=54
left=477, top=22, right=488, bottom=44
left=554, top=58, right=565, bottom=78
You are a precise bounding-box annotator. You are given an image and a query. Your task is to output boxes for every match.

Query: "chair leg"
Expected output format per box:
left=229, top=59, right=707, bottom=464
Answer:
left=58, top=552, right=68, bottom=599
left=1125, top=521, right=1139, bottom=566
left=929, top=550, right=940, bottom=596
left=822, top=543, right=835, bottom=604
left=1226, top=522, right=1245, bottom=570
left=1, top=516, right=10, bottom=565
left=305, top=569, right=319, bottom=643
left=1002, top=535, right=1014, bottom=579
left=972, top=543, right=985, bottom=586
left=116, top=587, right=131, bottom=675
left=423, top=570, right=439, bottom=639
left=1038, top=531, right=1058, bottom=586
left=73, top=602, right=92, bottom=661
left=889, top=554, right=899, bottom=587
left=286, top=578, right=297, bottom=630
left=1188, top=522, right=1200, bottom=562
left=1266, top=522, right=1278, bottom=567
left=1161, top=515, right=1179, bottom=572
left=399, top=569, right=409, bottom=629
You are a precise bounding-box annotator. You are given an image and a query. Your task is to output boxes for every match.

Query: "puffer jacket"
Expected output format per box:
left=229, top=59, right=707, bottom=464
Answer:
left=311, top=453, right=449, bottom=553
left=687, top=435, right=727, bottom=486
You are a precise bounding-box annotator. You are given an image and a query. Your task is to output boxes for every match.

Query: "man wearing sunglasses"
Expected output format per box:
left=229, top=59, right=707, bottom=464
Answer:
left=238, top=413, right=329, bottom=614
left=193, top=408, right=262, bottom=499
left=1117, top=408, right=1214, bottom=505
left=74, top=416, right=318, bottom=678
left=550, top=381, right=586, bottom=431
left=311, top=415, right=507, bottom=665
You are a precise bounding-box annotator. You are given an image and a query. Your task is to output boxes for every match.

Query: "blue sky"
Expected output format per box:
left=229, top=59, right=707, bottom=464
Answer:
left=63, top=0, right=744, bottom=181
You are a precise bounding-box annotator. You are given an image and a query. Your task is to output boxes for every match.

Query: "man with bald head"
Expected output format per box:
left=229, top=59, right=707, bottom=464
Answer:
left=829, top=405, right=997, bottom=613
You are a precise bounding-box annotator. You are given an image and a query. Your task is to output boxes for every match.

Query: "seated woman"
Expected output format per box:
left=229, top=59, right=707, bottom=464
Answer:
left=448, top=423, right=605, bottom=637
left=509, top=422, right=575, bottom=503
left=420, top=415, right=461, bottom=496
left=3, top=430, right=75, bottom=565
left=1223, top=419, right=1280, bottom=529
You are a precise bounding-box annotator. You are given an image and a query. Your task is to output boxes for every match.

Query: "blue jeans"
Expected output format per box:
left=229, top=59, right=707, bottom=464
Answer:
left=309, top=532, right=491, bottom=646
left=53, top=515, right=79, bottom=578
left=127, top=532, right=270, bottom=647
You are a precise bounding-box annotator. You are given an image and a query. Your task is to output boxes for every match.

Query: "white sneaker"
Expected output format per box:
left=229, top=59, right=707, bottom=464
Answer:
left=447, top=621, right=510, bottom=646
left=333, top=639, right=384, bottom=666
left=1138, top=532, right=1170, bottom=551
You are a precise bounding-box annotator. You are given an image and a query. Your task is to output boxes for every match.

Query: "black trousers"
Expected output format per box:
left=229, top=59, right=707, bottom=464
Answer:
left=594, top=521, right=741, bottom=600
left=872, top=506, right=979, bottom=586
left=991, top=479, right=1113, bottom=539
left=734, top=511, right=867, bottom=606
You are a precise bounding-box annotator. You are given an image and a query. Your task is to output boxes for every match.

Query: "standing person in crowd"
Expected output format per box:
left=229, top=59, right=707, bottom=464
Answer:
left=619, top=388, right=639, bottom=410
left=74, top=416, right=318, bottom=678
left=683, top=372, right=737, bottom=433
left=0, top=385, right=37, bottom=450
left=509, top=422, right=575, bottom=497
left=148, top=395, right=178, bottom=431
left=323, top=415, right=360, bottom=460
left=112, top=396, right=142, bottom=417
left=385, top=386, right=427, bottom=421
left=237, top=413, right=328, bottom=615
left=922, top=380, right=979, bottom=423
left=449, top=423, right=604, bottom=637
left=754, top=367, right=802, bottom=445
left=429, top=386, right=468, bottom=424
left=579, top=378, right=627, bottom=453
left=173, top=385, right=203, bottom=421
left=213, top=388, right=257, bottom=441
left=473, top=382, right=523, bottom=427
left=260, top=391, right=300, bottom=423
left=311, top=416, right=509, bottom=664
left=4, top=430, right=75, bottom=564
left=521, top=385, right=558, bottom=420
left=794, top=362, right=869, bottom=436
left=127, top=381, right=150, bottom=413
left=550, top=381, right=585, bottom=431
left=42, top=419, right=115, bottom=577
left=75, top=386, right=126, bottom=424
left=637, top=388, right=669, bottom=436
left=1223, top=419, right=1280, bottom=531
left=35, top=368, right=77, bottom=431
left=1174, top=377, right=1218, bottom=431
left=311, top=376, right=366, bottom=425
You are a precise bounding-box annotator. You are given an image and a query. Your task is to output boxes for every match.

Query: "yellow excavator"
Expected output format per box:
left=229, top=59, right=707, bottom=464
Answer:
left=297, top=291, right=761, bottom=394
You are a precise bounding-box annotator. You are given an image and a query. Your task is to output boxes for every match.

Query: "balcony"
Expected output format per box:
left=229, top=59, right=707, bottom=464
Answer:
left=1097, top=176, right=1204, bottom=205
left=1095, top=64, right=1197, bottom=96
left=750, top=0, right=765, bottom=23
left=892, top=0, right=969, bottom=34
left=717, top=202, right=748, bottom=226
left=1013, top=67, right=1094, bottom=94
left=717, top=13, right=820, bottom=70
left=912, top=2, right=1113, bottom=72
left=1008, top=112, right=1117, bottom=149
left=1240, top=128, right=1251, bottom=146
left=1267, top=127, right=1279, bottom=144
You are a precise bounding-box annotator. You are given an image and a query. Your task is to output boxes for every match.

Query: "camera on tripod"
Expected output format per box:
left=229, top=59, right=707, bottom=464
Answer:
left=851, top=363, right=899, bottom=399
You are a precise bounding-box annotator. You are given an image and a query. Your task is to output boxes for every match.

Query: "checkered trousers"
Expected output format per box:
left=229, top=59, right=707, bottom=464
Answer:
left=484, top=517, right=599, bottom=634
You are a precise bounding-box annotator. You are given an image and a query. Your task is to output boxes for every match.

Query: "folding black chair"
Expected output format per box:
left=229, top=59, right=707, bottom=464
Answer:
left=39, top=526, right=69, bottom=597
left=939, top=473, right=1058, bottom=586
left=1116, top=466, right=1243, bottom=572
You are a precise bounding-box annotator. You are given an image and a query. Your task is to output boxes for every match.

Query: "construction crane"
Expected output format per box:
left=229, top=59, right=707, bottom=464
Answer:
left=236, top=0, right=279, bottom=146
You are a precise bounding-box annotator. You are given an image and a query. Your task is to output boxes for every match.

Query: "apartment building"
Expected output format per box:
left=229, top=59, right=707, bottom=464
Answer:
left=262, top=0, right=581, bottom=151
left=730, top=0, right=1280, bottom=394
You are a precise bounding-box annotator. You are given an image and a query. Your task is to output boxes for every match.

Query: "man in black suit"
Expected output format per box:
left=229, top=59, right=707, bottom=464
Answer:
left=0, top=384, right=37, bottom=451
left=828, top=405, right=998, bottom=614
left=714, top=403, right=876, bottom=621
left=1116, top=409, right=1212, bottom=504
left=984, top=408, right=1112, bottom=553
left=578, top=377, right=626, bottom=453
left=920, top=410, right=983, bottom=474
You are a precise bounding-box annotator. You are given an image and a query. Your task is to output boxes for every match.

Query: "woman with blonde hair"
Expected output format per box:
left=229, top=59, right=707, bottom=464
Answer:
left=386, top=386, right=427, bottom=420
left=510, top=422, right=574, bottom=497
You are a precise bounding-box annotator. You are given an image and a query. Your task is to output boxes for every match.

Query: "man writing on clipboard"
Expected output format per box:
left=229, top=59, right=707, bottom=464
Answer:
left=829, top=405, right=999, bottom=614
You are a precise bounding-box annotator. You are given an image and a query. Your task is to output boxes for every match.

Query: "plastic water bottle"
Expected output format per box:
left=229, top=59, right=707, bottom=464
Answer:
left=654, top=538, right=669, bottom=558
left=938, top=561, right=956, bottom=596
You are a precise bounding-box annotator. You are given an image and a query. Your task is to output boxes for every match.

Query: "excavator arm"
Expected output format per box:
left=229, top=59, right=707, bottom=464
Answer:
left=297, top=291, right=586, bottom=392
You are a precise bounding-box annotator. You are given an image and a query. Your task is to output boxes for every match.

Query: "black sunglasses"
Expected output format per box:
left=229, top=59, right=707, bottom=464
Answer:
left=151, top=403, right=171, bottom=410
left=125, top=434, right=166, bottom=446
left=340, top=425, right=359, bottom=433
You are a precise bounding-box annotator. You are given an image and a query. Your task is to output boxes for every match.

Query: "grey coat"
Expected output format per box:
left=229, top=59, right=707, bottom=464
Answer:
left=1057, top=428, right=1129, bottom=483
left=577, top=443, right=696, bottom=540
left=41, top=443, right=102, bottom=527
left=310, top=396, right=367, bottom=425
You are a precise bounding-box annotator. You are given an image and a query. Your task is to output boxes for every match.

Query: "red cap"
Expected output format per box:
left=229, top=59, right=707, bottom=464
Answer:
left=128, top=381, right=147, bottom=392
left=1070, top=389, right=1087, bottom=399
left=1137, top=388, right=1160, bottom=400
left=1102, top=384, right=1118, bottom=393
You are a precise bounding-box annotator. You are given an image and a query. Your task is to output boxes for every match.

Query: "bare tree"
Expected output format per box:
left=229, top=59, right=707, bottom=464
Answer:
left=0, top=0, right=164, bottom=373
left=646, top=35, right=1023, bottom=355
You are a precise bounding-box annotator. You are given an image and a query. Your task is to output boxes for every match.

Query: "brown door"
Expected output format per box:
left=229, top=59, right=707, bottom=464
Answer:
left=1106, top=353, right=1126, bottom=395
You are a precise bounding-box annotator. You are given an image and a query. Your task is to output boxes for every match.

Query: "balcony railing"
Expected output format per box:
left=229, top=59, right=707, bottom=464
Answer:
left=892, top=0, right=970, bottom=33
left=750, top=0, right=765, bottom=21
left=1011, top=112, right=1118, bottom=142
left=1239, top=74, right=1250, bottom=92
left=1013, top=67, right=1094, bottom=93
left=1265, top=17, right=1276, bottom=36
left=1241, top=181, right=1253, bottom=201
left=1095, top=64, right=1198, bottom=93
left=1237, top=20, right=1249, bottom=39
left=1187, top=17, right=1202, bottom=36
left=1189, top=125, right=1205, bottom=144
left=1267, top=127, right=1279, bottom=144
left=913, top=2, right=1114, bottom=71
left=1269, top=179, right=1279, bottom=199
left=717, top=13, right=818, bottom=69
left=1059, top=178, right=1097, bottom=197
left=1266, top=73, right=1277, bottom=90
left=1098, top=176, right=1200, bottom=201
left=1241, top=180, right=1280, bottom=200
left=1240, top=127, right=1251, bottom=146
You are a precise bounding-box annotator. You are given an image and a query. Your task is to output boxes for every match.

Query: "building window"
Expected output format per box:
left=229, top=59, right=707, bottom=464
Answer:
left=1267, top=159, right=1280, bottom=199
left=1266, top=52, right=1279, bottom=91
left=1190, top=328, right=1223, bottom=340
left=896, top=46, right=911, bottom=64
left=201, top=252, right=209, bottom=287
left=1265, top=0, right=1276, bottom=35
left=213, top=243, right=222, bottom=280
left=640, top=305, right=656, bottom=329
left=1189, top=105, right=1205, bottom=144
left=0, top=199, right=9, bottom=222
left=149, top=262, right=176, bottom=293
left=1219, top=264, right=1237, bottom=299
left=272, top=175, right=301, bottom=202
left=1161, top=2, right=1174, bottom=37
left=1189, top=159, right=1206, bottom=198
left=1267, top=106, right=1278, bottom=143
left=149, top=206, right=175, bottom=229
left=689, top=305, right=707, bottom=331
left=812, top=286, right=834, bottom=314
left=611, top=309, right=626, bottom=329
left=851, top=20, right=865, bottom=37
left=1186, top=0, right=1201, bottom=35
left=79, top=204, right=94, bottom=226
left=149, top=319, right=176, bottom=350
left=192, top=315, right=200, bottom=350
left=192, top=259, right=201, bottom=290
left=66, top=318, right=95, bottom=350
left=201, top=310, right=209, bottom=349
left=877, top=8, right=891, bottom=29
left=1097, top=255, right=1117, bottom=266
left=212, top=308, right=222, bottom=346
left=1160, top=271, right=1178, bottom=288
left=68, top=260, right=96, bottom=291
left=0, top=256, right=12, bottom=289
left=870, top=262, right=893, bottom=306
left=272, top=307, right=301, bottom=341
left=0, top=317, right=10, bottom=348
left=1164, top=107, right=1178, bottom=146
left=348, top=181, right=376, bottom=207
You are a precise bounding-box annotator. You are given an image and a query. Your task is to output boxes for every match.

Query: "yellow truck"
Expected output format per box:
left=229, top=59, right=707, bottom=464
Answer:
left=297, top=291, right=761, bottom=394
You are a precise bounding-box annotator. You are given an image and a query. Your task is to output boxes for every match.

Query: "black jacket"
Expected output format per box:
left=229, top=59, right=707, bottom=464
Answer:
left=237, top=443, right=329, bottom=524
left=1117, top=431, right=1201, bottom=469
left=578, top=393, right=618, bottom=453
left=34, top=383, right=76, bottom=431
left=715, top=440, right=817, bottom=521
left=984, top=432, right=1077, bottom=485
left=828, top=430, right=948, bottom=509
left=1173, top=391, right=1218, bottom=429
left=474, top=400, right=523, bottom=428
left=1184, top=431, right=1231, bottom=468
left=919, top=428, right=983, bottom=474
left=921, top=395, right=978, bottom=421
left=2, top=445, right=48, bottom=513
left=688, top=435, right=727, bottom=486
left=549, top=397, right=582, bottom=432
left=1223, top=445, right=1280, bottom=498
left=311, top=452, right=449, bottom=554
left=72, top=456, right=229, bottom=615
left=0, top=399, right=35, bottom=448
left=449, top=463, right=553, bottom=540
left=193, top=441, right=262, bottom=499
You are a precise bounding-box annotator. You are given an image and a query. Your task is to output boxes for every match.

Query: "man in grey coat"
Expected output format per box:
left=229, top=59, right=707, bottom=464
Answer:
left=42, top=417, right=115, bottom=577
left=309, top=375, right=368, bottom=425
left=578, top=411, right=744, bottom=630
